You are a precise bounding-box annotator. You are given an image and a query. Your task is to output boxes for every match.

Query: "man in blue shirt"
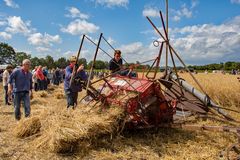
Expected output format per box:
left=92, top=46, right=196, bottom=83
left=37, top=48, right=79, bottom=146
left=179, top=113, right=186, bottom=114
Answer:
left=8, top=59, right=33, bottom=120
left=64, top=56, right=87, bottom=109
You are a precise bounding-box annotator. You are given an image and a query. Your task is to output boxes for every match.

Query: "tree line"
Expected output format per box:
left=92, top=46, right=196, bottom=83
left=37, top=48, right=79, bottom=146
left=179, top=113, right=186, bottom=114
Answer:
left=188, top=62, right=240, bottom=71
left=0, top=42, right=109, bottom=69
left=0, top=42, right=239, bottom=71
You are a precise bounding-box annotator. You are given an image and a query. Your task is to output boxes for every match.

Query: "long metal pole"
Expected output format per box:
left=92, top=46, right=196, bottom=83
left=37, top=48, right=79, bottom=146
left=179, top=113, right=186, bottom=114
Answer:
left=165, top=0, right=169, bottom=76
left=70, top=35, right=85, bottom=87
left=86, top=33, right=103, bottom=94
left=169, top=45, right=207, bottom=95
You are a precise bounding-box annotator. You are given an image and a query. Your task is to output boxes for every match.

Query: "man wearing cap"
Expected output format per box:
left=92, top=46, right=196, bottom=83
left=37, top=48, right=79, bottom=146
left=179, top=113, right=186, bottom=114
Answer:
left=64, top=56, right=88, bottom=109
left=8, top=59, right=33, bottom=120
left=2, top=65, right=13, bottom=105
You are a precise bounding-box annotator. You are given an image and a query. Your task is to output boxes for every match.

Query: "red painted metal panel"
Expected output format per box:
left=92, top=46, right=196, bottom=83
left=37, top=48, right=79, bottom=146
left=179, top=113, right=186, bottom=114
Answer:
left=108, top=76, right=153, bottom=93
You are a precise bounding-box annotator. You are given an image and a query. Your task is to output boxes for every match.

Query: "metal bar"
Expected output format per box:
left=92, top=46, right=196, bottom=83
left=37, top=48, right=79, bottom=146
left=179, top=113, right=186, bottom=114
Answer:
left=70, top=34, right=85, bottom=87
left=160, top=11, right=169, bottom=40
left=169, top=45, right=207, bottom=95
left=86, top=33, right=103, bottom=93
left=102, top=35, right=129, bottom=65
left=168, top=45, right=184, bottom=95
left=146, top=58, right=157, bottom=79
left=169, top=72, right=236, bottom=121
left=159, top=10, right=169, bottom=76
left=146, top=42, right=164, bottom=79
left=166, top=0, right=168, bottom=35
left=153, top=41, right=164, bottom=79
left=136, top=124, right=240, bottom=134
left=91, top=58, right=156, bottom=85
left=84, top=35, right=122, bottom=68
left=102, top=35, right=115, bottom=51
left=146, top=16, right=166, bottom=41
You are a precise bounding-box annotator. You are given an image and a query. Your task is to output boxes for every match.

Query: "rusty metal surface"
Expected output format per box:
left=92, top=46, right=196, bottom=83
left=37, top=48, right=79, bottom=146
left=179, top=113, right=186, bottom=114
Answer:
left=161, top=79, right=208, bottom=114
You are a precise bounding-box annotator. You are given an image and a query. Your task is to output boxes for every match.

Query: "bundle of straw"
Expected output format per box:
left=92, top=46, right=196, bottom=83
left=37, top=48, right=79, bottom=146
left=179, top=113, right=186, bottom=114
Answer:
left=33, top=106, right=125, bottom=153
left=14, top=117, right=41, bottom=138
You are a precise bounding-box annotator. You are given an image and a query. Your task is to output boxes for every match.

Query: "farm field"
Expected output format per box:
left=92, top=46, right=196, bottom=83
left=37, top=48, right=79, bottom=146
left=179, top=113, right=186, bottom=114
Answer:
left=0, top=73, right=239, bottom=160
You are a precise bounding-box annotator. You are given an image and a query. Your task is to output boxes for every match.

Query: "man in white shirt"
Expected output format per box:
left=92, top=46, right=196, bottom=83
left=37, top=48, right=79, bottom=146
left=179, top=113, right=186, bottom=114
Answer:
left=2, top=65, right=13, bottom=105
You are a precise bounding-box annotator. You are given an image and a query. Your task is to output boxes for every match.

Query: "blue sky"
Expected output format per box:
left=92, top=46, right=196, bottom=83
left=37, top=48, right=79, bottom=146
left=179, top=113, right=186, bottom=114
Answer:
left=0, top=0, right=239, bottom=65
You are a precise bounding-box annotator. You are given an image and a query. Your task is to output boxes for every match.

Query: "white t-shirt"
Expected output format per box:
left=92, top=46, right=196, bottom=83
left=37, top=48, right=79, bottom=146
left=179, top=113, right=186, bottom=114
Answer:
left=2, top=70, right=9, bottom=86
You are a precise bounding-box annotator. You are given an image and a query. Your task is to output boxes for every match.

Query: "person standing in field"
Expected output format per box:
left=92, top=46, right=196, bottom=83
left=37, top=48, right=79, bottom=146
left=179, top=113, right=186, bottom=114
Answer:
left=32, top=66, right=38, bottom=91
left=64, top=56, right=87, bottom=109
left=2, top=65, right=13, bottom=105
left=36, top=66, right=45, bottom=90
left=8, top=59, right=33, bottom=120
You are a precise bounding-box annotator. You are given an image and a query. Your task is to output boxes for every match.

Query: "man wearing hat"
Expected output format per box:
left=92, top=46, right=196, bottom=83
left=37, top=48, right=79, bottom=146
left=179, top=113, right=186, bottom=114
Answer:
left=64, top=56, right=87, bottom=109
left=2, top=65, right=13, bottom=105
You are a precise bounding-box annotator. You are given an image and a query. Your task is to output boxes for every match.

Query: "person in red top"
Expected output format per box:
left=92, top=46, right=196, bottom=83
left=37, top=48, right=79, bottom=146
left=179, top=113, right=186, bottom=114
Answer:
left=36, top=66, right=45, bottom=90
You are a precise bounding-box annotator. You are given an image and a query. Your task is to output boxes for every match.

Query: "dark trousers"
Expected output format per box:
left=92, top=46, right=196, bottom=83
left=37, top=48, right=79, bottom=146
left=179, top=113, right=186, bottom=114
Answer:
left=43, top=79, right=48, bottom=90
left=3, top=86, right=9, bottom=105
left=65, top=89, right=78, bottom=108
left=14, top=91, right=30, bottom=120
left=37, top=79, right=44, bottom=90
left=34, top=83, right=38, bottom=91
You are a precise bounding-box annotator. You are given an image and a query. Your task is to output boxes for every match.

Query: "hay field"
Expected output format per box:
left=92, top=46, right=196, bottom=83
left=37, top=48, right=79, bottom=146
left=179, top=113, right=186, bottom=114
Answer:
left=0, top=73, right=239, bottom=160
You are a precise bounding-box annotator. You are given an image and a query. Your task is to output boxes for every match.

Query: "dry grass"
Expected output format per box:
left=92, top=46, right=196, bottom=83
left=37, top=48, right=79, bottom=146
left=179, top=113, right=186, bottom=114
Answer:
left=13, top=117, right=41, bottom=138
left=0, top=73, right=239, bottom=160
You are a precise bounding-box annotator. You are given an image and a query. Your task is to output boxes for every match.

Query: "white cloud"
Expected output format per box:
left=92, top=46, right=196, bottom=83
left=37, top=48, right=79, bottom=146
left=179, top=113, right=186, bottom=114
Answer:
left=5, top=16, right=32, bottom=35
left=117, top=41, right=160, bottom=63
left=120, top=42, right=143, bottom=55
left=0, top=20, right=7, bottom=26
left=191, top=0, right=199, bottom=9
left=63, top=50, right=73, bottom=56
left=171, top=1, right=198, bottom=22
left=36, top=46, right=51, bottom=52
left=142, top=7, right=159, bottom=18
left=95, top=0, right=129, bottom=8
left=167, top=16, right=240, bottom=63
left=65, top=7, right=89, bottom=19
left=173, top=15, right=181, bottom=22
left=135, top=15, right=240, bottom=64
left=3, top=0, right=19, bottom=8
left=28, top=32, right=62, bottom=46
left=231, top=0, right=240, bottom=4
left=61, top=19, right=99, bottom=35
left=107, top=37, right=116, bottom=45
left=0, top=32, right=12, bottom=40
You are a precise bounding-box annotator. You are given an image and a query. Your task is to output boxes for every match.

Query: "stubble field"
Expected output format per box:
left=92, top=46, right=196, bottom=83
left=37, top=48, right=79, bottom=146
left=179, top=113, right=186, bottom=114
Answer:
left=0, top=73, right=239, bottom=160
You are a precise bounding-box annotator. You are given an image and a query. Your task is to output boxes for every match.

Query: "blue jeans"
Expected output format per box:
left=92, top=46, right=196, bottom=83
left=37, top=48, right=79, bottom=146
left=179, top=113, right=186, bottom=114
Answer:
left=14, top=91, right=31, bottom=120
left=65, top=89, right=78, bottom=108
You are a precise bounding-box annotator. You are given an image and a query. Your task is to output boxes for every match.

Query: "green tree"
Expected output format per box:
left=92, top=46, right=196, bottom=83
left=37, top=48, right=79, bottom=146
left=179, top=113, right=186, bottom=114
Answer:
left=31, top=57, right=41, bottom=68
left=88, top=60, right=107, bottom=69
left=14, top=52, right=31, bottom=66
left=0, top=42, right=16, bottom=64
left=55, top=57, right=68, bottom=69
left=45, top=55, right=54, bottom=69
left=224, top=61, right=235, bottom=70
left=78, top=58, right=87, bottom=68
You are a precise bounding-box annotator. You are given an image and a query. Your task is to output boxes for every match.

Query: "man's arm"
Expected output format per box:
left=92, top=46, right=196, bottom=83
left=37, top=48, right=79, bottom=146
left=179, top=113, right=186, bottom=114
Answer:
left=29, top=74, right=33, bottom=99
left=3, top=72, right=8, bottom=84
left=8, top=71, right=16, bottom=95
left=65, top=66, right=72, bottom=80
